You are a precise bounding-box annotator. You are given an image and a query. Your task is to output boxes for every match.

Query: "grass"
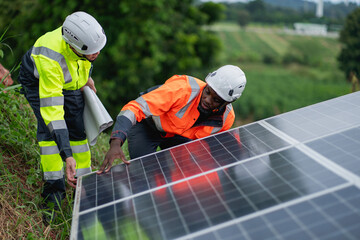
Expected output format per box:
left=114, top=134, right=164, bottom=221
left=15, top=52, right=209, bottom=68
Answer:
left=0, top=89, right=128, bottom=239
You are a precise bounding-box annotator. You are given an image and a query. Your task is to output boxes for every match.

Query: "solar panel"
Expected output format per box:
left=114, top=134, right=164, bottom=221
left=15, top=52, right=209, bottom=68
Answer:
left=70, top=91, right=360, bottom=240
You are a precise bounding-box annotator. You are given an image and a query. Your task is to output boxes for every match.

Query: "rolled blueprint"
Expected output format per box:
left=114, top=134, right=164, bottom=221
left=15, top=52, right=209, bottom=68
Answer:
left=83, top=86, right=113, bottom=146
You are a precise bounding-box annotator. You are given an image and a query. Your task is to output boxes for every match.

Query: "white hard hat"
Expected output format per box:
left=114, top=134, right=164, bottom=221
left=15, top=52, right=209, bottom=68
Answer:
left=62, top=11, right=107, bottom=55
left=205, top=65, right=246, bottom=102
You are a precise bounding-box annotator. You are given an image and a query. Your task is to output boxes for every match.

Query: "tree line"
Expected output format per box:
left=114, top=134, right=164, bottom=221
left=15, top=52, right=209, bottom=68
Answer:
left=223, top=0, right=359, bottom=29
left=0, top=0, right=359, bottom=117
left=0, top=0, right=226, bottom=117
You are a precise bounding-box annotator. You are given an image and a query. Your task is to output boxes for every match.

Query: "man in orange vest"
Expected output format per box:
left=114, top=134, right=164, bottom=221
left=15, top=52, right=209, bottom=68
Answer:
left=98, top=65, right=246, bottom=173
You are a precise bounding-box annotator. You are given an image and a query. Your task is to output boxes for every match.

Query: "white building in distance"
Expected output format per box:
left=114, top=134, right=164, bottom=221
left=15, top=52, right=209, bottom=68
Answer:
left=294, top=23, right=328, bottom=36
left=316, top=0, right=324, bottom=18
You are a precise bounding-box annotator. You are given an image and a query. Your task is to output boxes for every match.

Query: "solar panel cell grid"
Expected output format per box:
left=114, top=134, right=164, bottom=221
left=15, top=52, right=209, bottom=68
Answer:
left=306, top=127, right=360, bottom=176
left=71, top=91, right=360, bottom=240
left=266, top=93, right=360, bottom=142
left=201, top=186, right=360, bottom=240
left=74, top=146, right=348, bottom=239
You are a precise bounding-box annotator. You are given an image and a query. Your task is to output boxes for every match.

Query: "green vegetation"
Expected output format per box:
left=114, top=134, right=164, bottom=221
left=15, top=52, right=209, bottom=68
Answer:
left=0, top=89, right=127, bottom=239
left=211, top=23, right=351, bottom=123
left=0, top=0, right=224, bottom=118
left=338, top=8, right=360, bottom=80
left=223, top=0, right=358, bottom=28
left=235, top=63, right=348, bottom=122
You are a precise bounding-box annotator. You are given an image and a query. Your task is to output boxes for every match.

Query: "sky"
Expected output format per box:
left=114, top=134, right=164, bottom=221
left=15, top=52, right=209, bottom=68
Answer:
left=311, top=0, right=359, bottom=3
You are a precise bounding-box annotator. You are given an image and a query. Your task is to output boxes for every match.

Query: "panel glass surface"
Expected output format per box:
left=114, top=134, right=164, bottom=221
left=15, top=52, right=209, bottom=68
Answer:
left=74, top=147, right=345, bottom=239
left=71, top=92, right=360, bottom=240
left=306, top=126, right=360, bottom=176
left=266, top=92, right=360, bottom=142
left=78, top=125, right=290, bottom=212
left=195, top=186, right=360, bottom=240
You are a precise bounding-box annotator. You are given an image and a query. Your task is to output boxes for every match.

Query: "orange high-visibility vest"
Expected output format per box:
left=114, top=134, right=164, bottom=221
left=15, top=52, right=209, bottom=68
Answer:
left=118, top=75, right=235, bottom=140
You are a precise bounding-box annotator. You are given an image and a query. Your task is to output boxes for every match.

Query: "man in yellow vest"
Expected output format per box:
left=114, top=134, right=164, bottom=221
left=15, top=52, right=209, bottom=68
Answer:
left=98, top=65, right=247, bottom=173
left=18, top=11, right=106, bottom=223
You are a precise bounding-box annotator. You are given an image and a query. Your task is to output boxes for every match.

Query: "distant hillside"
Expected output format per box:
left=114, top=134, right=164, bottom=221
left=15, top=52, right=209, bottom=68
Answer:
left=263, top=0, right=358, bottom=19
left=264, top=0, right=310, bottom=10
left=209, top=22, right=350, bottom=121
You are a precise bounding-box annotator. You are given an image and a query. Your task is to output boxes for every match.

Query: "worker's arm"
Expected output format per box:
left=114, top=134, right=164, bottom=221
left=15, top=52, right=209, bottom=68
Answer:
left=97, top=139, right=130, bottom=174
left=109, top=77, right=188, bottom=144
left=98, top=76, right=190, bottom=173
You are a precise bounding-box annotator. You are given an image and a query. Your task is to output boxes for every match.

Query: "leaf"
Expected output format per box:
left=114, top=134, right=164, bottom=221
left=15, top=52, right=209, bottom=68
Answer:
left=0, top=84, right=21, bottom=93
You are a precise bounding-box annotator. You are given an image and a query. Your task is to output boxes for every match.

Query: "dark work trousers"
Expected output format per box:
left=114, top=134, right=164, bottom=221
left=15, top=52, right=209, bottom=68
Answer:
left=21, top=85, right=86, bottom=208
left=127, top=118, right=192, bottom=159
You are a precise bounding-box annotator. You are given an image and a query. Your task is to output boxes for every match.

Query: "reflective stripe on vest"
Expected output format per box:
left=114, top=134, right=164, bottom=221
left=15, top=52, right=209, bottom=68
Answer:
left=43, top=169, right=64, bottom=180
left=71, top=143, right=90, bottom=154
left=175, top=76, right=200, bottom=118
left=40, top=145, right=59, bottom=155
left=152, top=76, right=200, bottom=132
left=211, top=104, right=233, bottom=134
left=119, top=109, right=137, bottom=125
left=40, top=96, right=64, bottom=107
left=135, top=96, right=152, bottom=117
left=152, top=115, right=164, bottom=132
left=47, top=119, right=67, bottom=133
left=40, top=143, right=90, bottom=155
left=31, top=46, right=72, bottom=83
left=118, top=96, right=151, bottom=125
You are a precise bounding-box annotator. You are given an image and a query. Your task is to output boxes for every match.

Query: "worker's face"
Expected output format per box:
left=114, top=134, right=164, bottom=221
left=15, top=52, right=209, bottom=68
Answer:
left=70, top=46, right=100, bottom=62
left=199, top=85, right=225, bottom=113
left=84, top=51, right=100, bottom=62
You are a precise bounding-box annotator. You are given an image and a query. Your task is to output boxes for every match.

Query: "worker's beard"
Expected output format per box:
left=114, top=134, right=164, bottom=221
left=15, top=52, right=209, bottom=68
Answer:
left=85, top=55, right=98, bottom=62
left=197, top=104, right=213, bottom=116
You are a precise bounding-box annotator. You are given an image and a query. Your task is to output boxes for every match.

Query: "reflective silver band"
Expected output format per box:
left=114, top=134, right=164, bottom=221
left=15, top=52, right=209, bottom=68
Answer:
left=175, top=76, right=200, bottom=118
left=211, top=104, right=233, bottom=134
left=31, top=46, right=72, bottom=83
left=135, top=96, right=152, bottom=117
left=43, top=169, right=64, bottom=180
left=30, top=54, right=39, bottom=79
left=152, top=115, right=164, bottom=132
left=40, top=143, right=89, bottom=155
left=48, top=120, right=67, bottom=133
left=40, top=145, right=59, bottom=155
left=211, top=127, right=221, bottom=134
left=71, top=143, right=90, bottom=154
left=40, top=96, right=64, bottom=107
left=119, top=110, right=137, bottom=125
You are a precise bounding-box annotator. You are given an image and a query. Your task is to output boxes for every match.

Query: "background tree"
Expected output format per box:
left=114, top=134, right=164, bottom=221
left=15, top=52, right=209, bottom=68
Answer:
left=237, top=10, right=251, bottom=29
left=337, top=8, right=360, bottom=82
left=222, top=0, right=357, bottom=27
left=246, top=0, right=266, bottom=22
left=198, top=2, right=226, bottom=25
left=0, top=0, right=223, bottom=117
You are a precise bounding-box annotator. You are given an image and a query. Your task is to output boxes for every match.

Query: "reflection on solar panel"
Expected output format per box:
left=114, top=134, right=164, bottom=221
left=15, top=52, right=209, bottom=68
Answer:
left=70, top=92, right=360, bottom=240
